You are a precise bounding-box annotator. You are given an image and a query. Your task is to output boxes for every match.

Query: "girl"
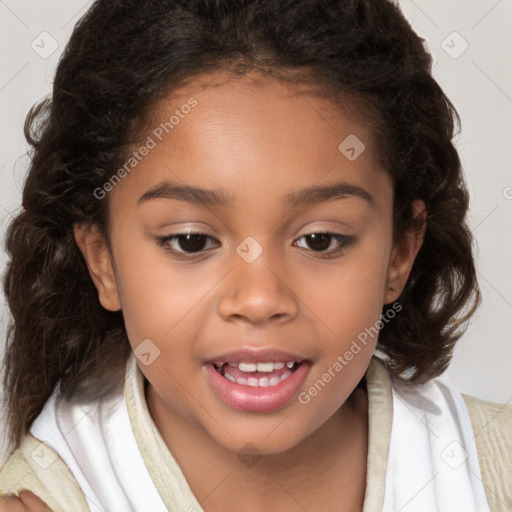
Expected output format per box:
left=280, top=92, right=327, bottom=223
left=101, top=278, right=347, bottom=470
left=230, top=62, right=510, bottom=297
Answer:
left=1, top=0, right=510, bottom=511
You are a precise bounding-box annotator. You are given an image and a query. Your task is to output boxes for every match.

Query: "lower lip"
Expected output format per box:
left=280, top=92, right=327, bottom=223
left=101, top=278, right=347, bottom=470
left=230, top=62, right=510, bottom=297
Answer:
left=205, top=362, right=311, bottom=413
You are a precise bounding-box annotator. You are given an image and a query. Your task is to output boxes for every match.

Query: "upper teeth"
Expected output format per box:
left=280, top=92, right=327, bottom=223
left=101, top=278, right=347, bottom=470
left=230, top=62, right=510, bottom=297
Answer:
left=234, top=361, right=296, bottom=372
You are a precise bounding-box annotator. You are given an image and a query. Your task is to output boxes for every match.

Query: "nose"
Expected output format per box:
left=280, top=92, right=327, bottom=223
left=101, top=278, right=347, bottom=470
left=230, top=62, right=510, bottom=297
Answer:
left=217, top=248, right=299, bottom=326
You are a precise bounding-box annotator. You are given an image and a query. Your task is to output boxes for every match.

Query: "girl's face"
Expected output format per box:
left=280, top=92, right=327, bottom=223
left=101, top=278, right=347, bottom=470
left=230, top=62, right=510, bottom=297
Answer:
left=77, top=71, right=424, bottom=454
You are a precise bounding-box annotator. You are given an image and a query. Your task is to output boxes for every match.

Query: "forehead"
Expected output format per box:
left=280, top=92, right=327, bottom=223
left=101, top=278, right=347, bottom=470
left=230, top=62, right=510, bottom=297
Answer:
left=112, top=70, right=392, bottom=213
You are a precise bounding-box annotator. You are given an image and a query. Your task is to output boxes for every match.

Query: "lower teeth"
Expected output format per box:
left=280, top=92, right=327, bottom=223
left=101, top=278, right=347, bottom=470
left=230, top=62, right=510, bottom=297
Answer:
left=227, top=372, right=289, bottom=387
left=215, top=363, right=300, bottom=388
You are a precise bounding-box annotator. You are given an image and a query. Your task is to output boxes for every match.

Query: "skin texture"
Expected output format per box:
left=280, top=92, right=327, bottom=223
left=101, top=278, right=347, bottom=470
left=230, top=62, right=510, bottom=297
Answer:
left=0, top=491, right=50, bottom=511
left=72, top=71, right=425, bottom=512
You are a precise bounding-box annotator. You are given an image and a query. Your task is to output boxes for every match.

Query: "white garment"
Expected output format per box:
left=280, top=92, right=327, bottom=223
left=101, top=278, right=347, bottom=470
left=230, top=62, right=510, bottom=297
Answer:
left=30, top=378, right=167, bottom=512
left=29, top=354, right=490, bottom=512
left=382, top=373, right=490, bottom=512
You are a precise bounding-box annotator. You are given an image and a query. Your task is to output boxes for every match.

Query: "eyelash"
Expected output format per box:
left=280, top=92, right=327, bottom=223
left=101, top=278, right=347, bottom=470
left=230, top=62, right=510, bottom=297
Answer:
left=156, top=230, right=356, bottom=260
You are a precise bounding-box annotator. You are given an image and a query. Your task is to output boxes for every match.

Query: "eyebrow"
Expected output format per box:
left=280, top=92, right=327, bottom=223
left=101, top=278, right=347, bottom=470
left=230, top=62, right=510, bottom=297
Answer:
left=138, top=181, right=374, bottom=208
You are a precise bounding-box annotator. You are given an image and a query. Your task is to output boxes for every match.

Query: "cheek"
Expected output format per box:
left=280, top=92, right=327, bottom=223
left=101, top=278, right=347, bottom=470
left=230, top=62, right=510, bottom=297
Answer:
left=298, top=263, right=383, bottom=418
left=110, top=233, right=218, bottom=348
left=112, top=214, right=391, bottom=352
left=299, top=235, right=391, bottom=344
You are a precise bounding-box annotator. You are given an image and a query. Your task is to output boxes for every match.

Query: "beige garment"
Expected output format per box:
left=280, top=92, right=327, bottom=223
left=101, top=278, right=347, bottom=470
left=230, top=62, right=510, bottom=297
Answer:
left=0, top=356, right=511, bottom=511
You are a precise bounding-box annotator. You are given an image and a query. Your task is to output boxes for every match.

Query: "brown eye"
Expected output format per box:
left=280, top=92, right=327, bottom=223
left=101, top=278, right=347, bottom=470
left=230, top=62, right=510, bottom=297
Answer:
left=295, top=232, right=356, bottom=257
left=174, top=234, right=208, bottom=253
left=157, top=232, right=219, bottom=255
left=303, top=233, right=332, bottom=251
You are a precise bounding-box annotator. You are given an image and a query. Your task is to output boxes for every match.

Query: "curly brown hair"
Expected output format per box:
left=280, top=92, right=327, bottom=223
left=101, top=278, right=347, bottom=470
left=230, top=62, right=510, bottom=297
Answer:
left=2, top=0, right=480, bottom=456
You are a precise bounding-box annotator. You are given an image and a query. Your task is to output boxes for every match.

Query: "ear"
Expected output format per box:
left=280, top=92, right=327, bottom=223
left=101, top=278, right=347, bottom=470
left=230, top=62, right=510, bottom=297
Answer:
left=383, top=199, right=426, bottom=304
left=73, top=223, right=121, bottom=311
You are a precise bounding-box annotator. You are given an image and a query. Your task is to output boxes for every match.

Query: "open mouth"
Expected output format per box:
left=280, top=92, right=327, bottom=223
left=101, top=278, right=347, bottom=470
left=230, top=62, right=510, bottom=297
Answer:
left=205, top=357, right=312, bottom=412
left=212, top=361, right=304, bottom=388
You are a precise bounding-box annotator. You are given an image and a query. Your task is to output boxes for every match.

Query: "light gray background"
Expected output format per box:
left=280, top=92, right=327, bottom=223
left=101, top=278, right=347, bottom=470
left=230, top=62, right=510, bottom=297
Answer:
left=1, top=0, right=511, bottom=465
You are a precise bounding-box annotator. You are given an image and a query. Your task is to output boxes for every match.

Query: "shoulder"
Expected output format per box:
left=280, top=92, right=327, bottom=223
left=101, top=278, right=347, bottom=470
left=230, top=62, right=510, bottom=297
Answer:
left=462, top=393, right=512, bottom=511
left=0, top=433, right=90, bottom=512
left=462, top=392, right=512, bottom=454
left=462, top=392, right=512, bottom=433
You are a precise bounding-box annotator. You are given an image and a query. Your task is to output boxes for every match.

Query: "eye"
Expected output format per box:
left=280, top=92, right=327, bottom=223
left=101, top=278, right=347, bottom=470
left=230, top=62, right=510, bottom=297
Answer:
left=156, top=230, right=356, bottom=260
left=157, top=231, right=219, bottom=256
left=294, top=232, right=356, bottom=258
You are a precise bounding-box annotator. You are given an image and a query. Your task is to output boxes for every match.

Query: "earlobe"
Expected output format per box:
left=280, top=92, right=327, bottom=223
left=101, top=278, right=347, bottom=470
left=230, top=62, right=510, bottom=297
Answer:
left=73, top=223, right=122, bottom=311
left=384, top=199, right=426, bottom=304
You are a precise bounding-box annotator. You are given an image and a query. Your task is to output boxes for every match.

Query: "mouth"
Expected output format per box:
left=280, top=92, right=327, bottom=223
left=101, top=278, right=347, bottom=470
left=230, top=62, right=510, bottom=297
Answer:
left=211, top=360, right=303, bottom=387
left=204, top=351, right=311, bottom=413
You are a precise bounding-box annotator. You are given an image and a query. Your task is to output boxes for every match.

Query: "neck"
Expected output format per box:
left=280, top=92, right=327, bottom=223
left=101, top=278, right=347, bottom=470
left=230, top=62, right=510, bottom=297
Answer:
left=146, top=383, right=369, bottom=512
